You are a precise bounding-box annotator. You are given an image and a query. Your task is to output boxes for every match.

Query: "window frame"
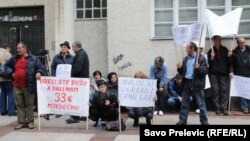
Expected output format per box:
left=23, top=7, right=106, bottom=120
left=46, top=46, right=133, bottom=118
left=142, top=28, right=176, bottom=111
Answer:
left=151, top=0, right=250, bottom=40
left=75, top=0, right=107, bottom=20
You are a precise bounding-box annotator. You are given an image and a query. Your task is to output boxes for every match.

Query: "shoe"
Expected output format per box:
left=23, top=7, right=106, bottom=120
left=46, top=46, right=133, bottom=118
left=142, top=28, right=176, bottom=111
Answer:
left=146, top=119, right=151, bottom=125
left=215, top=110, right=220, bottom=115
left=41, top=115, right=50, bottom=120
left=195, top=109, right=200, bottom=114
left=8, top=112, right=17, bottom=116
left=223, top=111, right=228, bottom=115
left=201, top=122, right=209, bottom=125
left=28, top=122, right=34, bottom=129
left=1, top=111, right=8, bottom=116
left=243, top=109, right=248, bottom=114
left=176, top=121, right=186, bottom=125
left=158, top=111, right=163, bottom=116
left=133, top=119, right=139, bottom=127
left=154, top=111, right=158, bottom=116
left=66, top=118, right=80, bottom=124
left=55, top=115, right=62, bottom=118
left=14, top=124, right=26, bottom=130
left=80, top=117, right=86, bottom=121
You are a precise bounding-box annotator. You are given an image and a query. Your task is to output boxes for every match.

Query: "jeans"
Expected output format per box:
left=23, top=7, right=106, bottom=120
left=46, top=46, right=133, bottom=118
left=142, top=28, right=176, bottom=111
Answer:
left=167, top=97, right=181, bottom=109
left=0, top=82, right=15, bottom=114
left=179, top=80, right=208, bottom=124
left=240, top=98, right=250, bottom=110
left=155, top=91, right=164, bottom=111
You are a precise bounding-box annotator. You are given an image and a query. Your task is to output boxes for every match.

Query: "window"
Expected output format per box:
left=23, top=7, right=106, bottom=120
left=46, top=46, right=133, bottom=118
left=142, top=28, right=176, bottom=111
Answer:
left=152, top=0, right=250, bottom=39
left=76, top=0, right=107, bottom=19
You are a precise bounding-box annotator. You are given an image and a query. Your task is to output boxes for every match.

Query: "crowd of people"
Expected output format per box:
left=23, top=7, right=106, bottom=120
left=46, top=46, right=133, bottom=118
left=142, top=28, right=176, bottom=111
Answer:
left=0, top=36, right=249, bottom=129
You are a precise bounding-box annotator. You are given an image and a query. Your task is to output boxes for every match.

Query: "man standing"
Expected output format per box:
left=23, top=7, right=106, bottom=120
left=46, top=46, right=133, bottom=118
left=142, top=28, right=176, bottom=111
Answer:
left=5, top=42, right=45, bottom=130
left=176, top=42, right=209, bottom=125
left=149, top=56, right=167, bottom=116
left=207, top=35, right=230, bottom=115
left=230, top=37, right=250, bottom=114
left=51, top=41, right=73, bottom=118
left=65, top=41, right=89, bottom=124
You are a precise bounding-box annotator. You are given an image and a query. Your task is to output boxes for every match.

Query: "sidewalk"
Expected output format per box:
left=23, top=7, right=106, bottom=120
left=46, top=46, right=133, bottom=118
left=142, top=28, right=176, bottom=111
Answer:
left=0, top=111, right=249, bottom=141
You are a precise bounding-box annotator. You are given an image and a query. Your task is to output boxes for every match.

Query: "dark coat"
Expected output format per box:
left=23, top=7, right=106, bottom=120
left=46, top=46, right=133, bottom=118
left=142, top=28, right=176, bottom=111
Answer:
left=71, top=48, right=89, bottom=78
left=91, top=91, right=118, bottom=110
left=5, top=52, right=46, bottom=94
left=177, top=54, right=208, bottom=90
left=51, top=52, right=73, bottom=76
left=230, top=45, right=250, bottom=77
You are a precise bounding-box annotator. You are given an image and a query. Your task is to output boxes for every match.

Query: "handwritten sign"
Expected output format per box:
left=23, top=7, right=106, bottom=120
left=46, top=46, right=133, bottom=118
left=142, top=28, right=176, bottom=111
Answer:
left=56, top=64, right=72, bottom=78
left=172, top=23, right=202, bottom=46
left=230, top=75, right=250, bottom=99
left=118, top=77, right=157, bottom=107
left=37, top=76, right=90, bottom=116
left=206, top=8, right=242, bottom=36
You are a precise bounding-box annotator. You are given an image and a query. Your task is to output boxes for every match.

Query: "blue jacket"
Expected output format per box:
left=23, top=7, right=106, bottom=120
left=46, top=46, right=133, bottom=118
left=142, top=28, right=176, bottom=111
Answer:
left=5, top=52, right=46, bottom=94
left=167, top=78, right=182, bottom=100
left=149, top=64, right=168, bottom=88
left=51, top=52, right=73, bottom=76
left=177, top=54, right=208, bottom=89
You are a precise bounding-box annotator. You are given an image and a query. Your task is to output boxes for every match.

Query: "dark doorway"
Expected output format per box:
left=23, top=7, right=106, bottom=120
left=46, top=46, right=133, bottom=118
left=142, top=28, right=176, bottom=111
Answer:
left=0, top=6, right=44, bottom=56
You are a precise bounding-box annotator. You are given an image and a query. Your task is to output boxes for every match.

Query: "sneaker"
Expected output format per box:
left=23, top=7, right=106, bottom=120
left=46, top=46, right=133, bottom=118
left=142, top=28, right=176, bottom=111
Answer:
left=243, top=109, right=248, bottom=114
left=154, top=111, right=158, bottom=116
left=195, top=109, right=200, bottom=114
left=176, top=121, right=186, bottom=125
left=158, top=111, right=164, bottom=116
left=14, top=124, right=26, bottom=130
left=28, top=122, right=34, bottom=129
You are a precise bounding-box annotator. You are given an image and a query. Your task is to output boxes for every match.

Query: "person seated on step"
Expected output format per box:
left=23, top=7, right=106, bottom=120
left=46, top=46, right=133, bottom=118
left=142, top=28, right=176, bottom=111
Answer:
left=127, top=71, right=156, bottom=127
left=89, top=79, right=118, bottom=127
left=166, top=73, right=183, bottom=112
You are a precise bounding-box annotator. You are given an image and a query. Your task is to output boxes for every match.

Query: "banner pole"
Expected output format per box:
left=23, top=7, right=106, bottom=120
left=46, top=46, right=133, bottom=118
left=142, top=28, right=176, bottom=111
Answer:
left=38, top=114, right=41, bottom=131
left=86, top=117, right=89, bottom=130
left=181, top=46, right=185, bottom=58
left=174, top=43, right=179, bottom=62
left=119, top=105, right=121, bottom=133
left=228, top=79, right=232, bottom=113
left=196, top=23, right=204, bottom=63
left=230, top=35, right=236, bottom=50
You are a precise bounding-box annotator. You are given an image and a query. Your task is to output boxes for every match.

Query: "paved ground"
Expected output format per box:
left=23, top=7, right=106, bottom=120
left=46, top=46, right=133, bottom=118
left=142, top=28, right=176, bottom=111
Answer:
left=0, top=111, right=249, bottom=141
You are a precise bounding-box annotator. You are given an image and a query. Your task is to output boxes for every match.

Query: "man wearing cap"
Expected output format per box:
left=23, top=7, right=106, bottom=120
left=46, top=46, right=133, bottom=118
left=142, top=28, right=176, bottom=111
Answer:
left=51, top=41, right=73, bottom=118
left=65, top=40, right=89, bottom=124
left=176, top=41, right=209, bottom=125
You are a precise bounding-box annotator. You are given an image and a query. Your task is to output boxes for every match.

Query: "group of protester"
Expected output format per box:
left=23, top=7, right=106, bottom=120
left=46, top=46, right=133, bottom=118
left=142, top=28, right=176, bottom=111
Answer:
left=0, top=36, right=249, bottom=130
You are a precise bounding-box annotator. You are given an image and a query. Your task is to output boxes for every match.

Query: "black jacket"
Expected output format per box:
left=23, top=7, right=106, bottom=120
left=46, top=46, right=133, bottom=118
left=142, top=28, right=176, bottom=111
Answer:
left=71, top=48, right=89, bottom=78
left=207, top=45, right=230, bottom=75
left=230, top=45, right=250, bottom=77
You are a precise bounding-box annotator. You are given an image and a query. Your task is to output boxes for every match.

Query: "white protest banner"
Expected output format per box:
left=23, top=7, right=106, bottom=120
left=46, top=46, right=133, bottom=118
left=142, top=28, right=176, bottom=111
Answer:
left=37, top=76, right=90, bottom=117
left=56, top=64, right=72, bottom=78
left=205, top=75, right=211, bottom=89
left=230, top=75, right=250, bottom=99
left=172, top=23, right=202, bottom=46
left=206, top=8, right=243, bottom=37
left=118, top=77, right=157, bottom=107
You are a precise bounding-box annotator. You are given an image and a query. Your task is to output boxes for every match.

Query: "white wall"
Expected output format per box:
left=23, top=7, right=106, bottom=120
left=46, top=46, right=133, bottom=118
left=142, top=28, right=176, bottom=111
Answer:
left=107, top=0, right=177, bottom=78
left=75, top=20, right=108, bottom=77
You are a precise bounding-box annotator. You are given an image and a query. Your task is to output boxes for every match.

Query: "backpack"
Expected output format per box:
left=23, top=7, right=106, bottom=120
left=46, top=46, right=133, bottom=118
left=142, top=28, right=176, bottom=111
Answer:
left=106, top=119, right=126, bottom=131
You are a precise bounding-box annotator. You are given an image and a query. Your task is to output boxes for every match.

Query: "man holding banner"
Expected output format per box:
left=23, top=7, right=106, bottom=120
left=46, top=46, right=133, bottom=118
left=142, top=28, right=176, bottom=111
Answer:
left=207, top=35, right=230, bottom=115
left=176, top=42, right=209, bottom=125
left=229, top=37, right=250, bottom=114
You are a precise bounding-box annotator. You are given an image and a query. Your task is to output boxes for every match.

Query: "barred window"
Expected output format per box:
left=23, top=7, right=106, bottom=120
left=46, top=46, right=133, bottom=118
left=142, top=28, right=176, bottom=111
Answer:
left=76, top=0, right=107, bottom=19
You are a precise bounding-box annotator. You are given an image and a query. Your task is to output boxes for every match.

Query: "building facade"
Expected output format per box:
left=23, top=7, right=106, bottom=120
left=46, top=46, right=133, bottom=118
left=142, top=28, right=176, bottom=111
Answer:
left=0, top=0, right=249, bottom=79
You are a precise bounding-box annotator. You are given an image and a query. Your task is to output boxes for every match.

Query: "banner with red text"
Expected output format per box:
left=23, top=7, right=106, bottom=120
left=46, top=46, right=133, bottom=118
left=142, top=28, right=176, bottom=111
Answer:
left=37, top=76, right=90, bottom=117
